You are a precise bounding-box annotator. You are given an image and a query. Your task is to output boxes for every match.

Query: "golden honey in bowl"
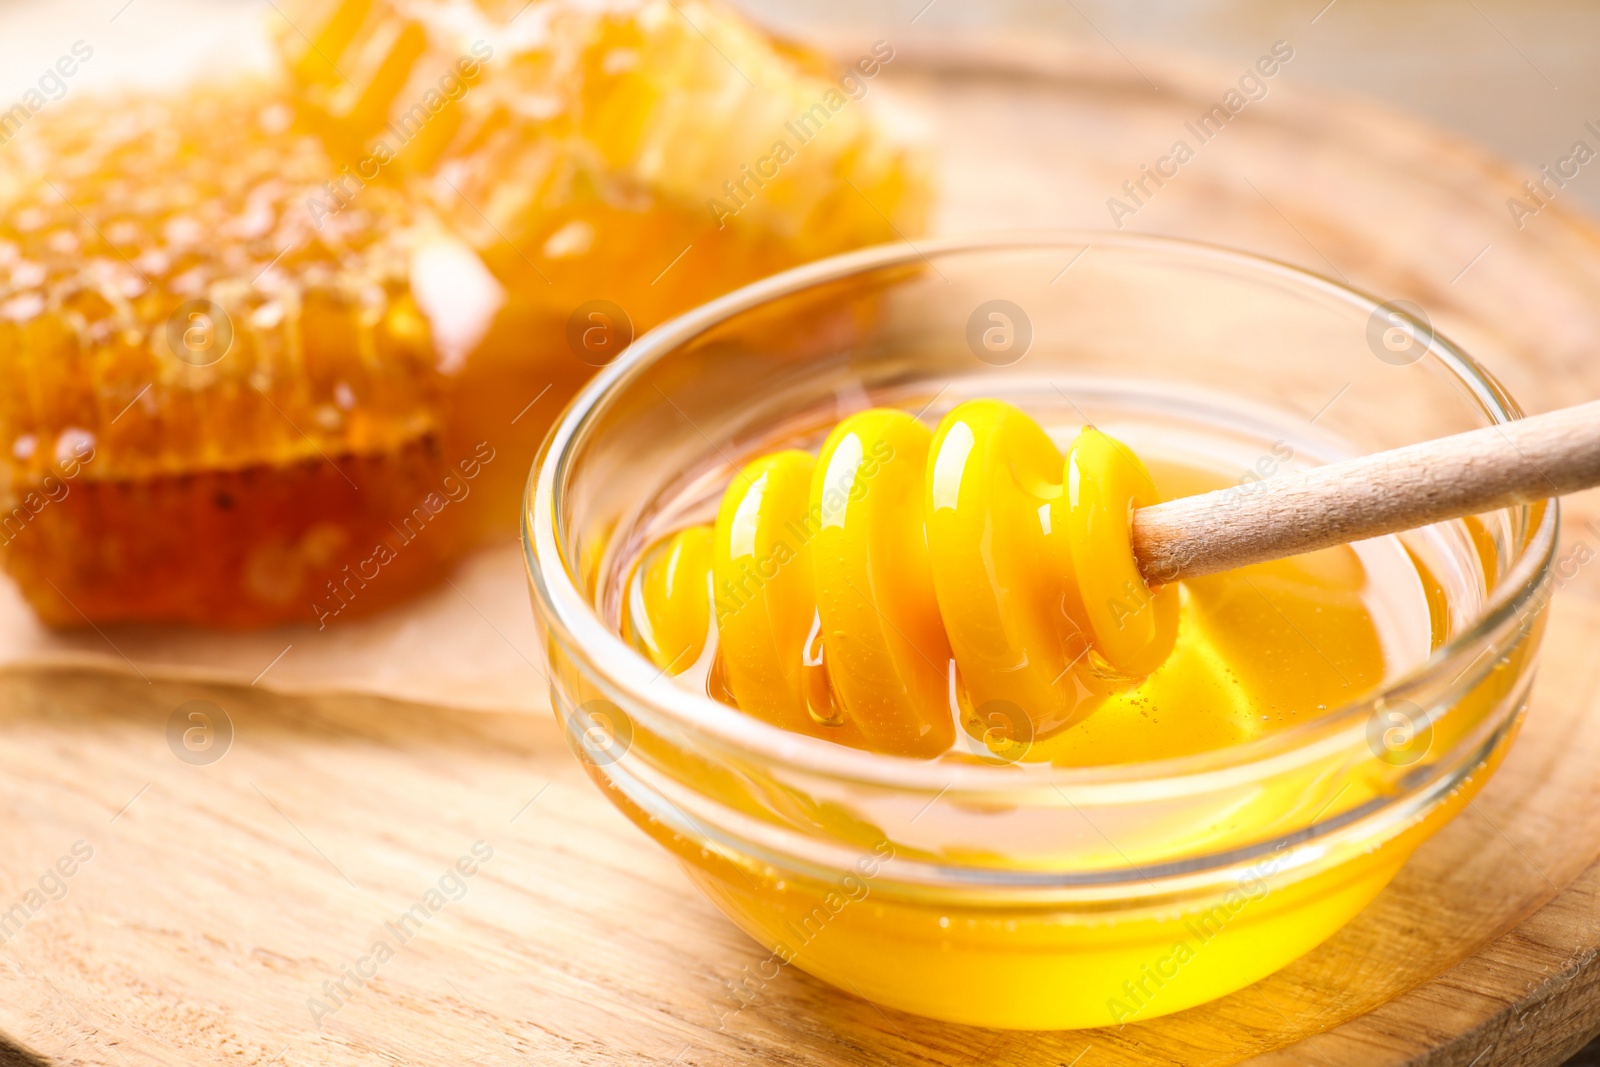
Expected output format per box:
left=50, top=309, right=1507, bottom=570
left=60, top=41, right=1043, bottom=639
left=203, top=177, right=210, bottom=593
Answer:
left=526, top=236, right=1550, bottom=1032
left=595, top=395, right=1502, bottom=1028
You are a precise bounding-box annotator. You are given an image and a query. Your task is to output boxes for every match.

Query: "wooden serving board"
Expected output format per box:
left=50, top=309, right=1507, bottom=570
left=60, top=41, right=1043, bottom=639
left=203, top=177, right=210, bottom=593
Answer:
left=4, top=36, right=1600, bottom=1067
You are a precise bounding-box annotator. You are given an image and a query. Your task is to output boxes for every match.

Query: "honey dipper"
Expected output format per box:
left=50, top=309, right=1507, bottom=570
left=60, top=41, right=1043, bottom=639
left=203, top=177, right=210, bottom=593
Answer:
left=625, top=396, right=1591, bottom=757
left=1132, top=399, right=1600, bottom=582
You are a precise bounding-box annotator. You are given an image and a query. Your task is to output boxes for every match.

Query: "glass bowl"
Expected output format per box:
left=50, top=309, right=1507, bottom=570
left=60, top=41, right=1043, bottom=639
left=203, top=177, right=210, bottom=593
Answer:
left=522, top=233, right=1555, bottom=1030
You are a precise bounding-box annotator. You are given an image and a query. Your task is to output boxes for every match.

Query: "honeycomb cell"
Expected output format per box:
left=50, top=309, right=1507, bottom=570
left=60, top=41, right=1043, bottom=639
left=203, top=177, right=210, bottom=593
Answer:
left=0, top=87, right=458, bottom=627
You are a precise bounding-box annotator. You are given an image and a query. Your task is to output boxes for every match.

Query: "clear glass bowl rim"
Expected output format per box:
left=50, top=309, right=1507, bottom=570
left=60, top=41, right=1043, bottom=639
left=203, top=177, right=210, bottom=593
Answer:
left=524, top=230, right=1559, bottom=794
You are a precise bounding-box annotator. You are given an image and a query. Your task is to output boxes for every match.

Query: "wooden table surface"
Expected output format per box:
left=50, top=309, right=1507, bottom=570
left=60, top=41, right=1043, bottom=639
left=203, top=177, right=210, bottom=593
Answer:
left=5, top=35, right=1600, bottom=1067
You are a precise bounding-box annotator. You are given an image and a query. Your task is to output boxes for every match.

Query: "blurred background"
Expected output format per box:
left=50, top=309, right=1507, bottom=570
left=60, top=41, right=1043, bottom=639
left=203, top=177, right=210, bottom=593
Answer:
left=751, top=0, right=1600, bottom=221
left=4, top=0, right=1599, bottom=211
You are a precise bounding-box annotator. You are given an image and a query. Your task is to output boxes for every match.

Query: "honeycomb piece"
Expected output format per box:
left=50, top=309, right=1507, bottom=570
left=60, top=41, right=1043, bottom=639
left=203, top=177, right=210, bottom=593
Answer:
left=270, top=0, right=930, bottom=540
left=0, top=87, right=463, bottom=628
left=273, top=0, right=927, bottom=280
left=0, top=2, right=930, bottom=630
left=427, top=0, right=927, bottom=312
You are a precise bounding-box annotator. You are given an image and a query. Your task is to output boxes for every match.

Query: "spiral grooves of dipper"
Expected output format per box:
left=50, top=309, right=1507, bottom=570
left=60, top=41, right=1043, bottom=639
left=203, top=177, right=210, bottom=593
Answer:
left=626, top=399, right=1178, bottom=759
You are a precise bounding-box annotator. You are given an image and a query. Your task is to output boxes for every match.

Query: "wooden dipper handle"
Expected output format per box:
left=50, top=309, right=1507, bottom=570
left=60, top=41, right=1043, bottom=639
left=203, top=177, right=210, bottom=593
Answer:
left=1131, top=399, right=1600, bottom=583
